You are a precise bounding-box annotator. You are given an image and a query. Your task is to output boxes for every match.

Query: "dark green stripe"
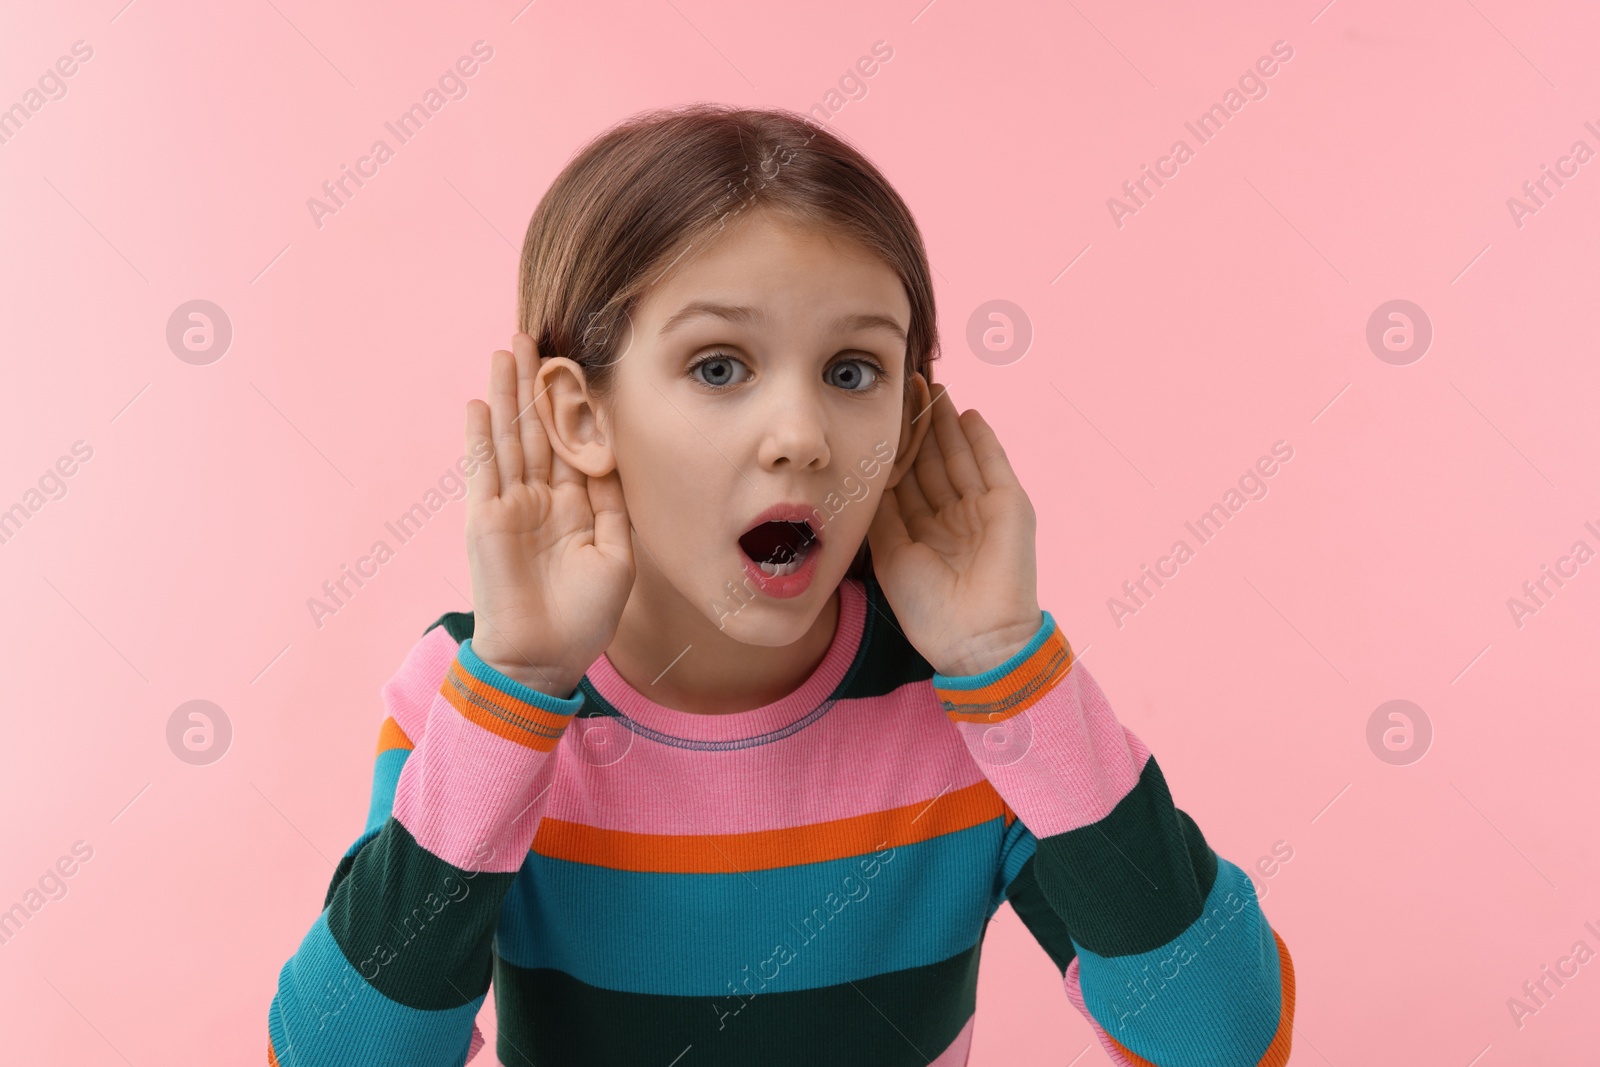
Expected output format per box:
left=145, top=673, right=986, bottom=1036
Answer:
left=424, top=610, right=475, bottom=644
left=324, top=815, right=515, bottom=1009
left=1001, top=853, right=1078, bottom=975
left=1176, top=806, right=1219, bottom=896
left=836, top=572, right=938, bottom=699
left=1028, top=755, right=1218, bottom=957
left=491, top=942, right=981, bottom=1066
left=321, top=849, right=358, bottom=911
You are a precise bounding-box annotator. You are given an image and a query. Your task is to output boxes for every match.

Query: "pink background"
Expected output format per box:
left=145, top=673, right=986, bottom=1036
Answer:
left=2, top=0, right=1597, bottom=1063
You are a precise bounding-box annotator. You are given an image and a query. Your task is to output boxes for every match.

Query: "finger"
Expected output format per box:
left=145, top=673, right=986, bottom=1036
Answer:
left=465, top=399, right=498, bottom=504
left=959, top=409, right=1022, bottom=491
left=513, top=333, right=552, bottom=487
left=913, top=395, right=959, bottom=510
left=546, top=436, right=585, bottom=496
left=586, top=467, right=634, bottom=568
left=930, top=386, right=986, bottom=498
left=488, top=348, right=524, bottom=488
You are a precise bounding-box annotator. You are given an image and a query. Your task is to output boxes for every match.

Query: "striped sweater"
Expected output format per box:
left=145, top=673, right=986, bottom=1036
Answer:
left=267, top=574, right=1295, bottom=1066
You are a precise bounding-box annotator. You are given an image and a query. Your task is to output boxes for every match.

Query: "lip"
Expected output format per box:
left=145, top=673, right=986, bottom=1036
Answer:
left=740, top=501, right=824, bottom=542
left=738, top=501, right=823, bottom=600
left=740, top=537, right=823, bottom=599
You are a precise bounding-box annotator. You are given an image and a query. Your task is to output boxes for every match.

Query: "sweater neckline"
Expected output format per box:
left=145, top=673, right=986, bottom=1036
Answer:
left=579, top=578, right=870, bottom=749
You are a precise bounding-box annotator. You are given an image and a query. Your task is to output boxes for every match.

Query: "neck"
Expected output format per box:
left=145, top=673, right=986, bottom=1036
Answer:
left=603, top=547, right=842, bottom=715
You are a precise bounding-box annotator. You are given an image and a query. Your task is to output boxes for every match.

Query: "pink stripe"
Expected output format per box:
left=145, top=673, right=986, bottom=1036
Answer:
left=1065, top=957, right=1140, bottom=1067
left=372, top=612, right=990, bottom=856
left=949, top=660, right=1149, bottom=839
left=380, top=624, right=460, bottom=745
left=543, top=678, right=990, bottom=836
left=391, top=656, right=564, bottom=873
left=466, top=1022, right=484, bottom=1061
left=930, top=1013, right=976, bottom=1065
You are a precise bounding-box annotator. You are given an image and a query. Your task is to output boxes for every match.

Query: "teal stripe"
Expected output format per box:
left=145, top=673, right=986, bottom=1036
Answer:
left=362, top=747, right=410, bottom=839
left=494, top=820, right=1002, bottom=994
left=1075, top=858, right=1283, bottom=1067
left=268, top=911, right=483, bottom=1066
left=994, top=815, right=1037, bottom=912
left=457, top=638, right=584, bottom=716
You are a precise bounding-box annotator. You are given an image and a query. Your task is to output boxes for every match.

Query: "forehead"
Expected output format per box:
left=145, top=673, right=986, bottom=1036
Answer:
left=633, top=209, right=909, bottom=330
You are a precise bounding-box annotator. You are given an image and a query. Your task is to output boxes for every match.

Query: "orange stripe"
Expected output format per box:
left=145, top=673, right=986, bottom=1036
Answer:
left=267, top=1037, right=280, bottom=1066
left=1103, top=929, right=1296, bottom=1067
left=1104, top=1027, right=1157, bottom=1067
left=937, top=626, right=1074, bottom=725
left=532, top=778, right=1009, bottom=872
left=1254, top=930, right=1296, bottom=1067
left=439, top=659, right=574, bottom=752
left=375, top=715, right=414, bottom=755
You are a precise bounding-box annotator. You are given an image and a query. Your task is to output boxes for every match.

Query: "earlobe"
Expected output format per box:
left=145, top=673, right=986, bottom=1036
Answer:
left=536, top=358, right=616, bottom=477
left=886, top=372, right=933, bottom=490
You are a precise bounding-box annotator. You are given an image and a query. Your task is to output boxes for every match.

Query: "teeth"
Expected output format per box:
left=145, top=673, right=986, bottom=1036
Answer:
left=756, top=545, right=809, bottom=577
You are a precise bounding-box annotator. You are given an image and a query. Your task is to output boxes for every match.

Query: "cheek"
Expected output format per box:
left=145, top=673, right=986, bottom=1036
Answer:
left=614, top=433, right=723, bottom=551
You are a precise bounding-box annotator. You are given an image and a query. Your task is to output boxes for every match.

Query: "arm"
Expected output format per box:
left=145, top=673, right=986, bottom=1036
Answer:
left=265, top=619, right=581, bottom=1066
left=936, top=611, right=1295, bottom=1067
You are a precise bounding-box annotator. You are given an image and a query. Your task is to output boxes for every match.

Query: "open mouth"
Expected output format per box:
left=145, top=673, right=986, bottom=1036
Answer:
left=737, top=519, right=820, bottom=578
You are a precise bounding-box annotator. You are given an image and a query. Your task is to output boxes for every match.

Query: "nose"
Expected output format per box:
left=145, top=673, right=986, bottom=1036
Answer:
left=755, top=378, right=830, bottom=472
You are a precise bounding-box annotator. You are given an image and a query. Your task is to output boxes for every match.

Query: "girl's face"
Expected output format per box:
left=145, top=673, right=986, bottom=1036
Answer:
left=544, top=206, right=931, bottom=647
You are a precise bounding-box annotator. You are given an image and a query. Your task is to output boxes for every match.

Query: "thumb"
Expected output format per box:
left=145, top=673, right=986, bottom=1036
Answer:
left=586, top=468, right=634, bottom=567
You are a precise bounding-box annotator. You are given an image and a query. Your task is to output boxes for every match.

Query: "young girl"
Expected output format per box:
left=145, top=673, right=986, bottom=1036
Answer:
left=266, top=104, right=1294, bottom=1066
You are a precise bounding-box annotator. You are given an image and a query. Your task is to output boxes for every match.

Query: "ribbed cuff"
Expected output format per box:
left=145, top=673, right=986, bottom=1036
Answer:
left=930, top=610, right=1077, bottom=726
left=931, top=610, right=1059, bottom=690
left=458, top=637, right=585, bottom=715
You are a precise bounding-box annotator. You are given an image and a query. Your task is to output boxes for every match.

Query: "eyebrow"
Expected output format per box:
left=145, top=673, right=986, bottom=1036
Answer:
left=657, top=302, right=908, bottom=345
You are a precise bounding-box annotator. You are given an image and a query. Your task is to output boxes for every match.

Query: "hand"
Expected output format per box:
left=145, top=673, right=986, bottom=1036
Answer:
left=867, top=385, right=1042, bottom=678
left=463, top=333, right=635, bottom=697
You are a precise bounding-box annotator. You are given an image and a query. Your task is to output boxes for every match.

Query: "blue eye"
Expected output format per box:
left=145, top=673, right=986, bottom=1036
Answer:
left=826, top=358, right=884, bottom=392
left=688, top=352, right=751, bottom=388
left=686, top=352, right=889, bottom=392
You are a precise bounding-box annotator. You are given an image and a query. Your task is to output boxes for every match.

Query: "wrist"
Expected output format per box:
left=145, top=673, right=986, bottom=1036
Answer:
left=467, top=641, right=585, bottom=700
left=935, top=611, right=1049, bottom=679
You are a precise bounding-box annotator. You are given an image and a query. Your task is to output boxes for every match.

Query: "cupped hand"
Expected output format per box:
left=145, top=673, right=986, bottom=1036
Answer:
left=866, top=385, right=1042, bottom=678
left=463, top=333, right=635, bottom=697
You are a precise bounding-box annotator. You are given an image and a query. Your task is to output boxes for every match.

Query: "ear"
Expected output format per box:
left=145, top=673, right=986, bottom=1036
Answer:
left=535, top=357, right=615, bottom=477
left=885, top=371, right=934, bottom=490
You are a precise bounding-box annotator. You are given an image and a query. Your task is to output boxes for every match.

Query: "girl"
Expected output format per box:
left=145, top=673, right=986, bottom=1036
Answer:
left=267, top=104, right=1294, bottom=1066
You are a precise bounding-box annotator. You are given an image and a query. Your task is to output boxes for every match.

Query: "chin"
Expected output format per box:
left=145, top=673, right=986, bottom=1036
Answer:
left=705, top=570, right=841, bottom=646
left=713, top=615, right=806, bottom=647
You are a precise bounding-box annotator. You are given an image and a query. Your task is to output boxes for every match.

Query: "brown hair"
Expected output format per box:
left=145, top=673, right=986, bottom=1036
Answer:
left=516, top=103, right=940, bottom=581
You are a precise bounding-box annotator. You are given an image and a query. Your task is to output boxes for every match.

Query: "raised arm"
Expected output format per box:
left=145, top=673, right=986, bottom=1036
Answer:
left=936, top=612, right=1295, bottom=1066
left=265, top=623, right=583, bottom=1065
left=268, top=332, right=635, bottom=1064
